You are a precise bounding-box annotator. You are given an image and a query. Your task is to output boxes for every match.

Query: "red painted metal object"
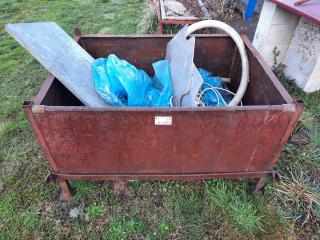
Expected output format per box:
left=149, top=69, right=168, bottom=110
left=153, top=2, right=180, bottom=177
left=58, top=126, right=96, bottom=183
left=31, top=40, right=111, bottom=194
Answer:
left=294, top=0, right=311, bottom=6
left=152, top=0, right=207, bottom=34
left=269, top=0, right=320, bottom=25
left=23, top=29, right=303, bottom=200
left=152, top=0, right=258, bottom=40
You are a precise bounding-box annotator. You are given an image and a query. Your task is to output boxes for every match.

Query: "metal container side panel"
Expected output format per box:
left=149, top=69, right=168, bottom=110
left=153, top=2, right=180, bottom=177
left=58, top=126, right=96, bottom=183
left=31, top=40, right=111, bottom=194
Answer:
left=30, top=107, right=294, bottom=175
left=229, top=35, right=293, bottom=106
left=78, top=36, right=236, bottom=78
left=33, top=35, right=291, bottom=107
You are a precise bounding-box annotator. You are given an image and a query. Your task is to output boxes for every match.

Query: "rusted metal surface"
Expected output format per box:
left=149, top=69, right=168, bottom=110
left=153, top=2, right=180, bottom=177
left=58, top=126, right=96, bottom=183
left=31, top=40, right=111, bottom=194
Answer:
left=294, top=0, right=311, bottom=6
left=51, top=171, right=273, bottom=181
left=59, top=180, right=72, bottom=201
left=253, top=176, right=267, bottom=193
left=232, top=34, right=294, bottom=105
left=78, top=35, right=236, bottom=78
left=24, top=33, right=303, bottom=200
left=28, top=106, right=293, bottom=175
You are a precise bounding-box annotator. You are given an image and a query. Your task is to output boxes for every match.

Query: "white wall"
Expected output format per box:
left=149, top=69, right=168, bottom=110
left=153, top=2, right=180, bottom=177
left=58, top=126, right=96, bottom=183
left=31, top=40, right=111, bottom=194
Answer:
left=253, top=1, right=299, bottom=66
left=283, top=18, right=320, bottom=92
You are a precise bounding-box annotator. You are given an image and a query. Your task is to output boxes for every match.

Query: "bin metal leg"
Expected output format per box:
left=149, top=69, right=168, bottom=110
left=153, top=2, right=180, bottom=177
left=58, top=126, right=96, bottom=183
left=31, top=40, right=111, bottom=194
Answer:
left=59, top=180, right=72, bottom=201
left=158, top=21, right=164, bottom=34
left=253, top=175, right=267, bottom=193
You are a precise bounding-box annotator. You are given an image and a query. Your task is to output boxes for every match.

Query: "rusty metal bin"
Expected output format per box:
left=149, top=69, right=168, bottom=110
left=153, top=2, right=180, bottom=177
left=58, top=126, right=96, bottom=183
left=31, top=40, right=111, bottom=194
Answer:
left=23, top=29, right=303, bottom=200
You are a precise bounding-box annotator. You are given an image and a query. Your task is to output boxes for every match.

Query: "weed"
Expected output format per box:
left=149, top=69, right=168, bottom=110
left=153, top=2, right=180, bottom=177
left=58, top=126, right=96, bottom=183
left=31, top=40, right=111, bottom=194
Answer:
left=129, top=181, right=141, bottom=191
left=272, top=46, right=287, bottom=78
left=105, top=216, right=145, bottom=240
left=271, top=50, right=320, bottom=232
left=70, top=181, right=99, bottom=203
left=272, top=171, right=320, bottom=227
left=205, top=180, right=264, bottom=235
left=85, top=203, right=105, bottom=218
left=179, top=190, right=202, bottom=218
left=137, top=0, right=158, bottom=34
left=21, top=205, right=40, bottom=230
left=156, top=220, right=172, bottom=237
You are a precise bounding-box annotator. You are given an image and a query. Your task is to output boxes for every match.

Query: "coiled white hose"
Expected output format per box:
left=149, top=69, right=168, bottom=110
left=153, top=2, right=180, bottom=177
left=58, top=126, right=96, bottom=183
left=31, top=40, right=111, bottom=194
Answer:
left=187, top=20, right=249, bottom=106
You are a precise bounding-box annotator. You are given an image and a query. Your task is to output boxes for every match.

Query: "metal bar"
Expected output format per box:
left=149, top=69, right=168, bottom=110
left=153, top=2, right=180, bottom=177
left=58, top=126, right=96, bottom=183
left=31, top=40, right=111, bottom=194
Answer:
left=269, top=0, right=320, bottom=25
left=161, top=19, right=200, bottom=26
left=52, top=171, right=275, bottom=181
left=269, top=100, right=304, bottom=167
left=59, top=180, right=72, bottom=201
left=39, top=104, right=289, bottom=113
left=33, top=74, right=55, bottom=105
left=162, top=16, right=205, bottom=20
left=158, top=21, right=164, bottom=34
left=294, top=0, right=311, bottom=6
left=152, top=0, right=163, bottom=33
left=79, top=33, right=230, bottom=38
left=159, top=0, right=166, bottom=21
left=253, top=175, right=268, bottom=192
left=245, top=0, right=259, bottom=20
left=22, top=101, right=59, bottom=171
left=73, top=27, right=82, bottom=42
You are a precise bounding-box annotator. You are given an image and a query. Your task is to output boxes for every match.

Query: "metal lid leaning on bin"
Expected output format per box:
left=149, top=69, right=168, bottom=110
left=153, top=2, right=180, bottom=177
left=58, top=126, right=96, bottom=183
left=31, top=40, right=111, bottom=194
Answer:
left=5, top=22, right=108, bottom=107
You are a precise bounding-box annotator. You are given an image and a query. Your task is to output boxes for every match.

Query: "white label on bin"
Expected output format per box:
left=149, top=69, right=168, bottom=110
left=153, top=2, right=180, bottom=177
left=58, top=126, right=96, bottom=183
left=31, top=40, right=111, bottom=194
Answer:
left=155, top=116, right=172, bottom=126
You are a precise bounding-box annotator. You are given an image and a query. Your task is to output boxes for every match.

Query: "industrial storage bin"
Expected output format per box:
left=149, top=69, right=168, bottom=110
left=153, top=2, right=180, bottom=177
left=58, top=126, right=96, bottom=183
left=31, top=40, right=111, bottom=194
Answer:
left=23, top=29, right=303, bottom=200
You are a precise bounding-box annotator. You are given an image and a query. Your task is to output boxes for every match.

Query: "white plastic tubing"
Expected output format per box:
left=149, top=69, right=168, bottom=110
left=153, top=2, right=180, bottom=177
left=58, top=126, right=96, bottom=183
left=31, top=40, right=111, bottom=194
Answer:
left=187, top=20, right=249, bottom=106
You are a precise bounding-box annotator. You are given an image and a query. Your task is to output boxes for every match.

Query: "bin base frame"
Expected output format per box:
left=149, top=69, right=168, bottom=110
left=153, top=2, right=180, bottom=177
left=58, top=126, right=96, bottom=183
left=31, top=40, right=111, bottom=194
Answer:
left=46, top=171, right=279, bottom=201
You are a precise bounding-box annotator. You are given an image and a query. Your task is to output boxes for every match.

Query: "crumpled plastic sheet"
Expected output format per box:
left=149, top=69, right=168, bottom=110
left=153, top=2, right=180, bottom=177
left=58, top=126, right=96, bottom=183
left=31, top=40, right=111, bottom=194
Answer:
left=93, top=54, right=172, bottom=107
left=198, top=68, right=230, bottom=106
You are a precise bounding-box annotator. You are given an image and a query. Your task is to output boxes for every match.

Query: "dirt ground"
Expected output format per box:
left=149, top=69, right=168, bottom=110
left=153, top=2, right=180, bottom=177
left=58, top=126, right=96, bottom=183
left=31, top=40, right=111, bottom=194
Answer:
left=169, top=0, right=244, bottom=20
left=203, top=0, right=244, bottom=20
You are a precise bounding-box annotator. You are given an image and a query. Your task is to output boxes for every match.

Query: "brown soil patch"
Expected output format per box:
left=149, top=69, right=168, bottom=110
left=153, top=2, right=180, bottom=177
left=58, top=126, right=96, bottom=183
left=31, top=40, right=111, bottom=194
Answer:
left=166, top=0, right=244, bottom=20
left=112, top=181, right=135, bottom=200
left=203, top=0, right=243, bottom=21
left=176, top=0, right=202, bottom=17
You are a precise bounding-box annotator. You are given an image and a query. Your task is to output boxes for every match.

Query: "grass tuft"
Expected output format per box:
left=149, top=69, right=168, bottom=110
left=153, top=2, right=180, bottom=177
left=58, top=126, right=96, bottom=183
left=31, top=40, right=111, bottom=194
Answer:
left=137, top=0, right=158, bottom=34
left=205, top=180, right=264, bottom=235
left=105, top=216, right=145, bottom=240
left=273, top=171, right=320, bottom=227
left=85, top=203, right=105, bottom=218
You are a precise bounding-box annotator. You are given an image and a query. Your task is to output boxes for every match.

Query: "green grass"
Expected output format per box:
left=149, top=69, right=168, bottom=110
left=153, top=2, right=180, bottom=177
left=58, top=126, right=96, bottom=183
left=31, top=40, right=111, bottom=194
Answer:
left=86, top=203, right=105, bottom=218
left=0, top=0, right=319, bottom=239
left=106, top=216, right=146, bottom=240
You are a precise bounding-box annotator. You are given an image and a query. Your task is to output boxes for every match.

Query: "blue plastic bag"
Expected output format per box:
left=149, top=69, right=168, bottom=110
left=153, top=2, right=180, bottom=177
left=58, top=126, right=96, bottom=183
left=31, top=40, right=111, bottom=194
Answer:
left=198, top=68, right=230, bottom=106
left=93, top=54, right=172, bottom=107
left=146, top=60, right=173, bottom=107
